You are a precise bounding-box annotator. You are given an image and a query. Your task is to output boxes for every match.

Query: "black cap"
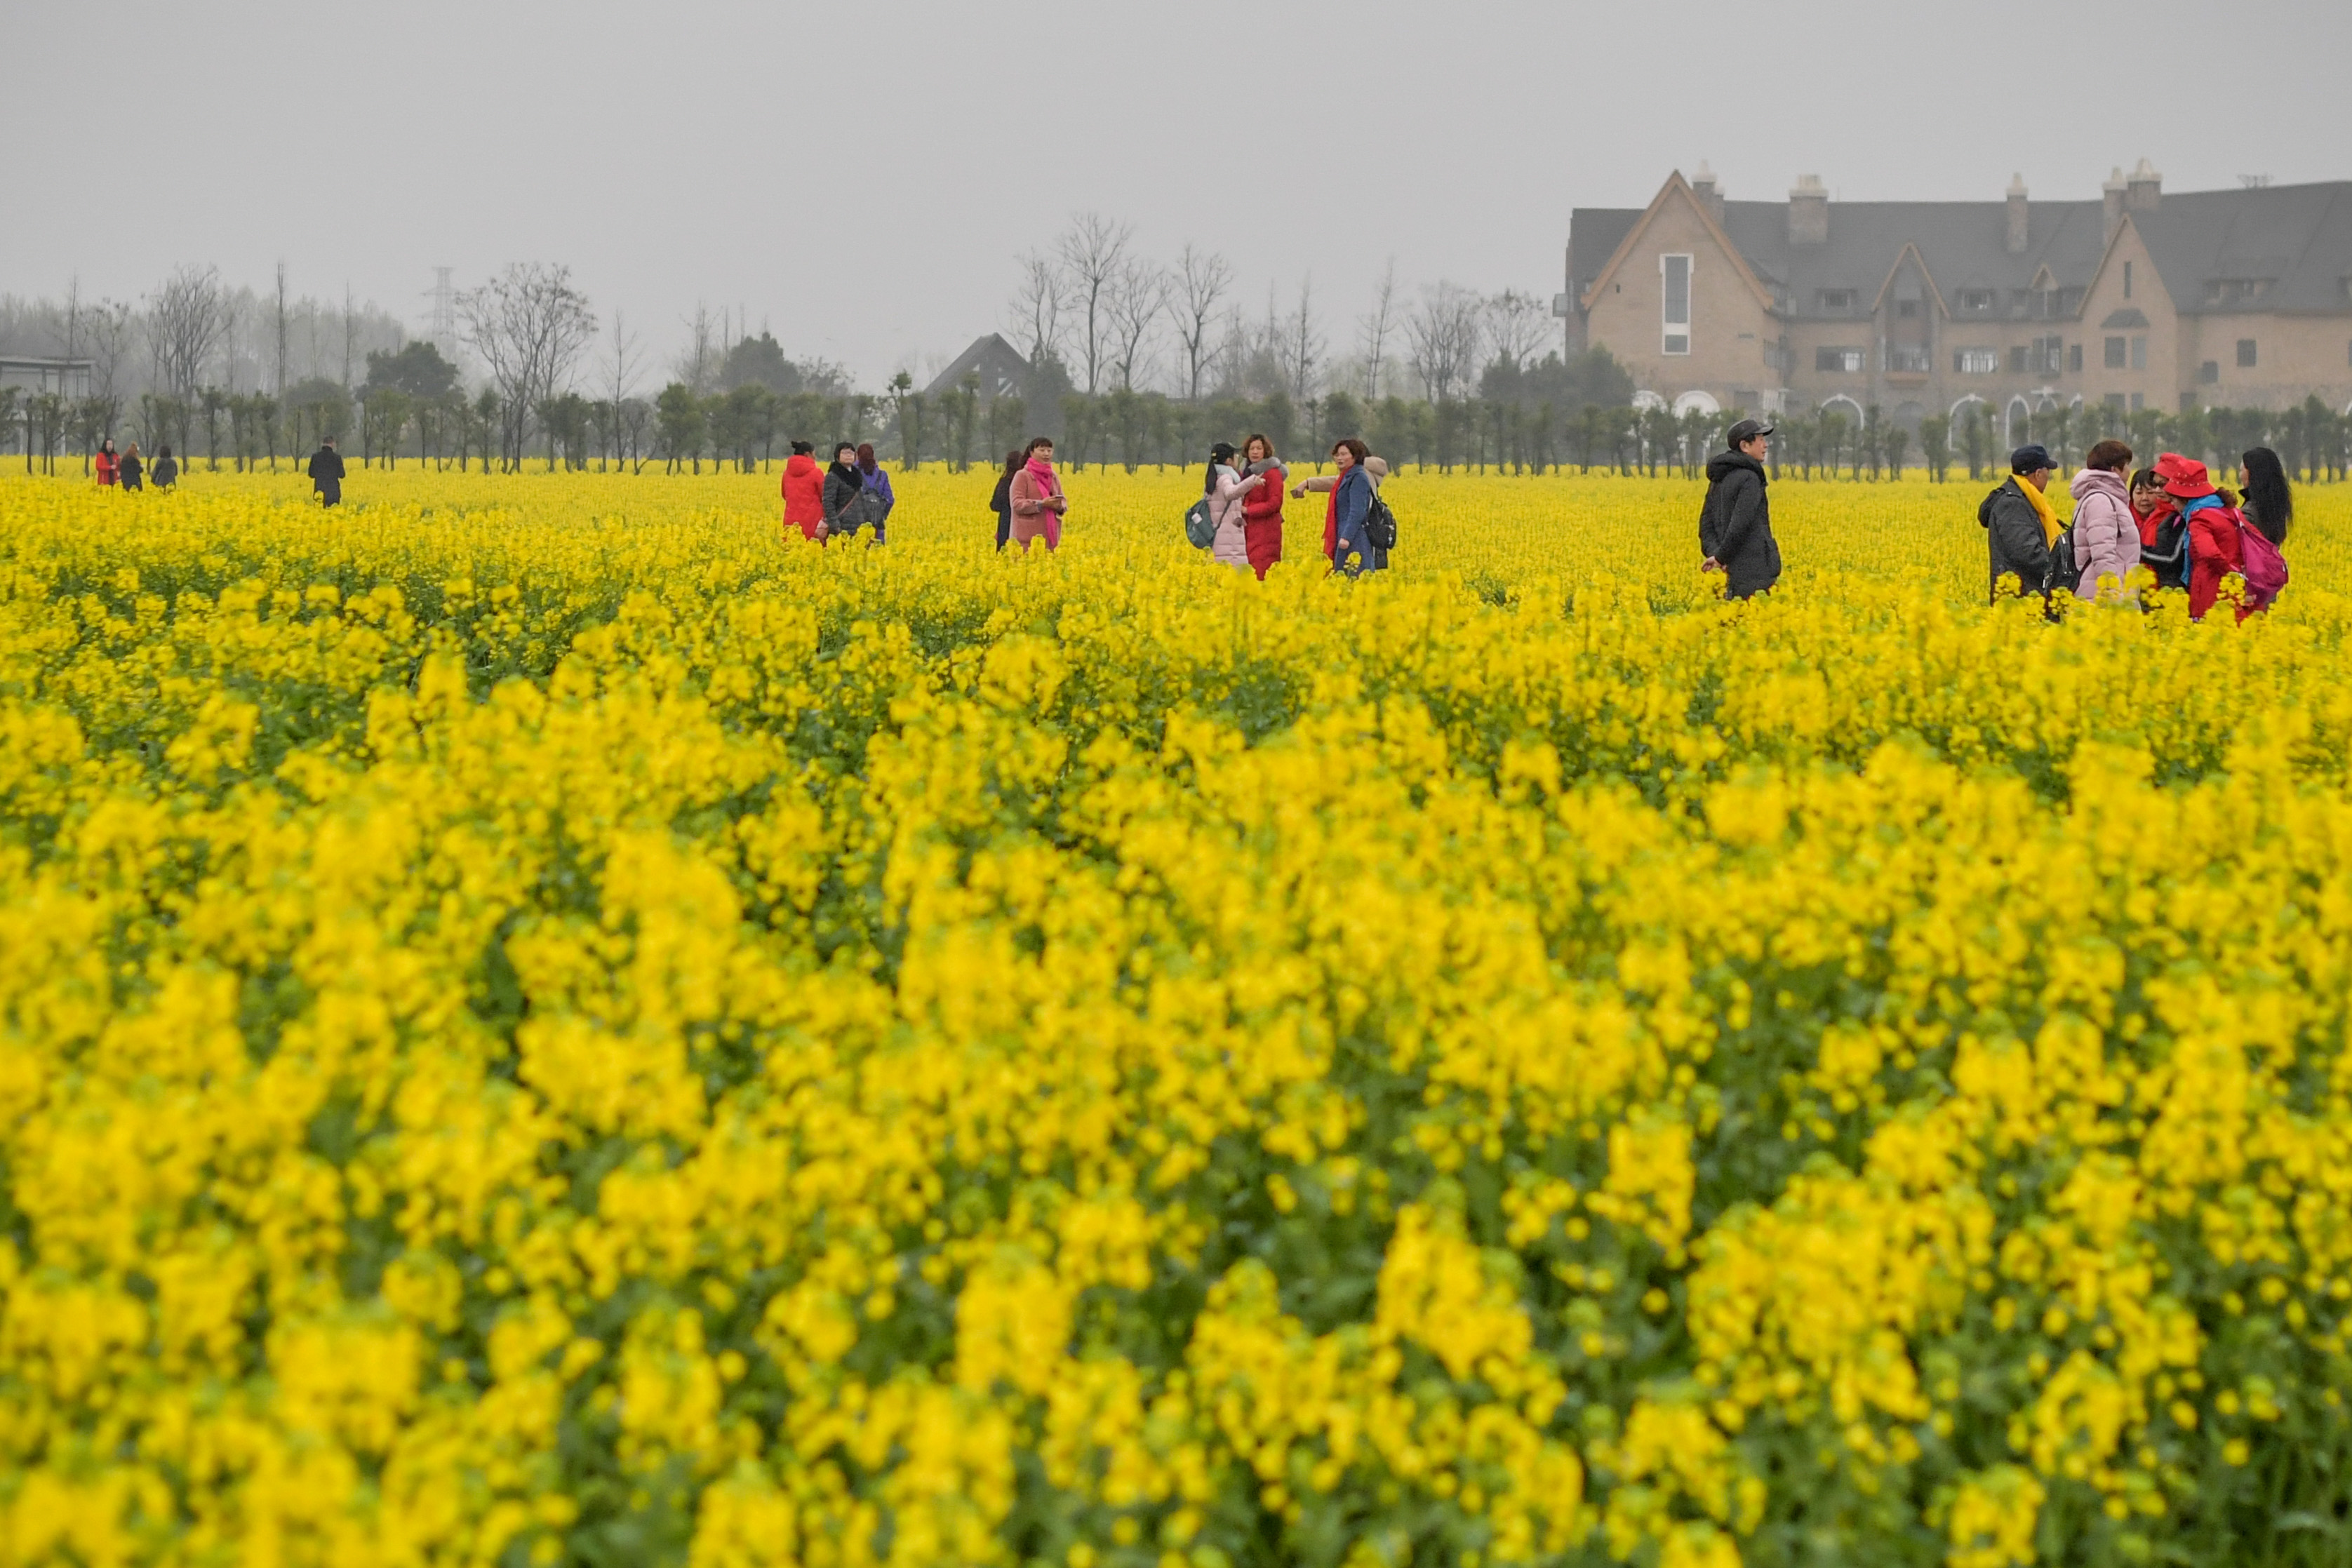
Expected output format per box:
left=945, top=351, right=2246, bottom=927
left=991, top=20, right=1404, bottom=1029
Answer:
left=1726, top=418, right=1775, bottom=448
left=2010, top=443, right=2054, bottom=474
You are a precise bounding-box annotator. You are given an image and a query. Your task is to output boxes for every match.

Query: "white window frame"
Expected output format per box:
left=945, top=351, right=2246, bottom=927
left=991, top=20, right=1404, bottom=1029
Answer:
left=1660, top=253, right=1692, bottom=356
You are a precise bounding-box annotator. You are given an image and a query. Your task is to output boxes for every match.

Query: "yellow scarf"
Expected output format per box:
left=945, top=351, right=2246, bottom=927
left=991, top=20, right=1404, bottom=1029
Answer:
left=2017, top=476, right=2061, bottom=546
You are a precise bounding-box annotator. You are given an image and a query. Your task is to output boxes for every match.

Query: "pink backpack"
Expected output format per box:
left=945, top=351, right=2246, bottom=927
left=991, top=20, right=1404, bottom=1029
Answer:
left=2236, top=511, right=2289, bottom=612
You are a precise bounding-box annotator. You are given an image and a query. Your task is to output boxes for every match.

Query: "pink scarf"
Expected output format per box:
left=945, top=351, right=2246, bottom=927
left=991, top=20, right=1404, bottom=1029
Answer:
left=1026, top=457, right=1062, bottom=547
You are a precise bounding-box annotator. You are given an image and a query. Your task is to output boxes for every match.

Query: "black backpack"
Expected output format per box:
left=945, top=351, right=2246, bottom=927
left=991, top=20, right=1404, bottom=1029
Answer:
left=1365, top=487, right=1398, bottom=552
left=2047, top=523, right=2079, bottom=595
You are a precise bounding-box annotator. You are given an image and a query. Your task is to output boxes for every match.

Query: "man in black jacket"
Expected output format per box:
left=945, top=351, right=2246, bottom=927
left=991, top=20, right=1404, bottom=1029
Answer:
left=308, top=436, right=346, bottom=507
left=1978, top=444, right=2057, bottom=602
left=1699, top=418, right=1782, bottom=599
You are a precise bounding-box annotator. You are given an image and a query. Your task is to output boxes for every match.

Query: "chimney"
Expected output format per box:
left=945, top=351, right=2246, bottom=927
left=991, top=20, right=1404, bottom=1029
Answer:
left=1692, top=161, right=1724, bottom=225
left=2126, top=157, right=2163, bottom=213
left=1789, top=174, right=1828, bottom=246
left=2006, top=173, right=2030, bottom=255
left=2102, top=166, right=2127, bottom=242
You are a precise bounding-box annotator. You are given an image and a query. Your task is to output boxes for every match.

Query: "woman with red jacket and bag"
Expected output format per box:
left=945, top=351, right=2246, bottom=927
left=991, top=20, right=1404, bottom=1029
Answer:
left=94, top=438, right=119, bottom=487
left=781, top=441, right=826, bottom=542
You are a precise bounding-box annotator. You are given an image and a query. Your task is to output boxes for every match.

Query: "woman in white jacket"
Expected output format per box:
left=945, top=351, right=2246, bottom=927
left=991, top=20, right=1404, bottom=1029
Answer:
left=2069, top=439, right=2139, bottom=601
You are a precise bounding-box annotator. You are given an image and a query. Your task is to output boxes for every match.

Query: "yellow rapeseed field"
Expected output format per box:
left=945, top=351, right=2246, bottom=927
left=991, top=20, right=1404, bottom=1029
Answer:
left=4, top=461, right=2352, bottom=1568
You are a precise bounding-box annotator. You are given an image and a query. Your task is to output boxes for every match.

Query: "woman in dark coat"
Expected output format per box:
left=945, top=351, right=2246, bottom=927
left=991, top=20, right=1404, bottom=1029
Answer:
left=989, top=449, right=1020, bottom=551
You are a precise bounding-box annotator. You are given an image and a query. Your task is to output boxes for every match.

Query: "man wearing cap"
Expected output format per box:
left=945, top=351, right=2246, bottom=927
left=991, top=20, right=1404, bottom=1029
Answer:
left=1699, top=418, right=1782, bottom=600
left=1978, top=444, right=2059, bottom=603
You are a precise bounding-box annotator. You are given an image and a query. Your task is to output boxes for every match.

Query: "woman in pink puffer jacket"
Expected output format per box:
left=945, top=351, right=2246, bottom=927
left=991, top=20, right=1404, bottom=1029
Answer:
left=2069, top=440, right=2139, bottom=600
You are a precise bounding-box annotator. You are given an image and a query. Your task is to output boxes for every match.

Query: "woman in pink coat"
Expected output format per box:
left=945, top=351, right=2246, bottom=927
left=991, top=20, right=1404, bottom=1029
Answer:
left=2068, top=439, right=2138, bottom=601
left=1008, top=436, right=1067, bottom=551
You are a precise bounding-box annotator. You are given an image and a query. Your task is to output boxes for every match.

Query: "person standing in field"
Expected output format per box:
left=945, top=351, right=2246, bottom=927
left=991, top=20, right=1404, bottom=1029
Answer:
left=1204, top=441, right=1255, bottom=572
left=1329, top=438, right=1386, bottom=575
left=822, top=443, right=864, bottom=539
left=1295, top=451, right=1389, bottom=564
left=782, top=440, right=825, bottom=542
left=95, top=438, right=119, bottom=486
left=1979, top=444, right=2057, bottom=602
left=152, top=444, right=179, bottom=491
left=1698, top=418, right=1781, bottom=599
left=1009, top=436, right=1067, bottom=552
left=119, top=442, right=145, bottom=492
left=2130, top=464, right=2185, bottom=591
left=2066, top=439, right=2138, bottom=601
left=308, top=435, right=345, bottom=507
left=1241, top=432, right=1285, bottom=579
left=2181, top=447, right=2291, bottom=622
left=989, top=449, right=1020, bottom=551
left=2238, top=445, right=2294, bottom=554
left=855, top=444, right=895, bottom=544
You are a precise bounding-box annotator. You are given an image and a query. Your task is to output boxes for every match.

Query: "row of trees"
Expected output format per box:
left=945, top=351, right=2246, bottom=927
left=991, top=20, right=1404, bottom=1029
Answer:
left=999, top=212, right=1567, bottom=407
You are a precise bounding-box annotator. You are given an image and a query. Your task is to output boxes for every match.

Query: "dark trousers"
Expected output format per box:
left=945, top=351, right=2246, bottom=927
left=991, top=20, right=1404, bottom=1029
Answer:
left=994, top=509, right=1010, bottom=550
left=316, top=482, right=340, bottom=507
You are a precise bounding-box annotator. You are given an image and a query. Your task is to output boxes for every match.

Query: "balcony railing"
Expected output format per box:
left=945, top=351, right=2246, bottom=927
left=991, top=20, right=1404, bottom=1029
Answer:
left=1885, top=345, right=1932, bottom=374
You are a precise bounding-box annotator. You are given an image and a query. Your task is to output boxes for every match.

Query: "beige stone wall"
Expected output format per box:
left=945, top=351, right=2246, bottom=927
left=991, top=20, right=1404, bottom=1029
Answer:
left=2184, top=311, right=2352, bottom=411
left=2075, top=224, right=2181, bottom=413
left=1582, top=189, right=1777, bottom=404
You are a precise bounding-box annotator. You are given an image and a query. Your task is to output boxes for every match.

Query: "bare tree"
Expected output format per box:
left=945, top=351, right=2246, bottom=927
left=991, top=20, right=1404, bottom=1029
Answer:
left=1281, top=274, right=1325, bottom=402
left=460, top=262, right=596, bottom=469
left=1358, top=258, right=1400, bottom=399
left=341, top=284, right=359, bottom=387
left=1003, top=253, right=1064, bottom=369
left=674, top=302, right=717, bottom=393
left=272, top=262, right=290, bottom=394
left=58, top=276, right=83, bottom=361
left=1056, top=212, right=1132, bottom=394
left=86, top=299, right=135, bottom=406
left=1105, top=259, right=1167, bottom=392
left=1485, top=288, right=1551, bottom=369
left=147, top=264, right=231, bottom=398
left=1170, top=243, right=1233, bottom=402
left=603, top=307, right=643, bottom=471
left=1405, top=281, right=1484, bottom=403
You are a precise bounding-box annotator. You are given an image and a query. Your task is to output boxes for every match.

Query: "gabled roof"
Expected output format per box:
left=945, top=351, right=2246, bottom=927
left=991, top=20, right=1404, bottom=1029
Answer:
left=922, top=333, right=1029, bottom=401
left=1569, top=176, right=2352, bottom=323
left=1577, top=170, right=1777, bottom=315
left=1869, top=242, right=1948, bottom=318
left=2127, top=183, right=2352, bottom=315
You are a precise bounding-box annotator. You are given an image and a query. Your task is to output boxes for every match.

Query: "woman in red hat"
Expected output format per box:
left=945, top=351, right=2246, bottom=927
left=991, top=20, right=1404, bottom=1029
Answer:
left=2155, top=453, right=2245, bottom=622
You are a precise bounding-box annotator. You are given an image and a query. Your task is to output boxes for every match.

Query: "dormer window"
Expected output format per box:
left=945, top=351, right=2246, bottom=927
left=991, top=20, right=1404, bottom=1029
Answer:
left=2207, top=278, right=2269, bottom=306
left=1897, top=300, right=1919, bottom=319
left=1958, top=289, right=1996, bottom=312
left=1817, top=288, right=1857, bottom=311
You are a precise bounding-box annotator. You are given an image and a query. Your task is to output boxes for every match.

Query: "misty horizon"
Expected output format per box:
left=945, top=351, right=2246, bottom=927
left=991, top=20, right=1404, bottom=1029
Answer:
left=12, top=0, right=2351, bottom=392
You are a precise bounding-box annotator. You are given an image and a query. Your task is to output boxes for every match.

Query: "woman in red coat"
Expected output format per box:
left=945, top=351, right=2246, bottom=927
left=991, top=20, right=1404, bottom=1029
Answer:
left=781, top=441, right=826, bottom=542
left=1239, top=432, right=1285, bottom=579
left=94, top=438, right=119, bottom=486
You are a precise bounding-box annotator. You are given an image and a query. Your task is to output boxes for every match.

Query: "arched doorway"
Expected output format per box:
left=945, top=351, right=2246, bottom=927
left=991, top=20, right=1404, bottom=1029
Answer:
left=1671, top=389, right=1720, bottom=417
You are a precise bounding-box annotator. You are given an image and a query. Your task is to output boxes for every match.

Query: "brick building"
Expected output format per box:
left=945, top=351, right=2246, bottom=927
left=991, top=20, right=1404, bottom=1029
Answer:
left=1563, top=163, right=2352, bottom=439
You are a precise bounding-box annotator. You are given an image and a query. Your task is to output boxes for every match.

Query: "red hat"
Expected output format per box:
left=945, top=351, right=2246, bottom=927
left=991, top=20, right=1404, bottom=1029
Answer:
left=2156, top=451, right=2216, bottom=500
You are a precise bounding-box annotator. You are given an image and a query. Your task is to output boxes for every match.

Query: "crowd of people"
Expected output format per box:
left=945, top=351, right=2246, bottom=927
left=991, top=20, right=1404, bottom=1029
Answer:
left=90, top=437, right=180, bottom=492
left=1695, top=420, right=2295, bottom=620
left=81, top=417, right=2301, bottom=619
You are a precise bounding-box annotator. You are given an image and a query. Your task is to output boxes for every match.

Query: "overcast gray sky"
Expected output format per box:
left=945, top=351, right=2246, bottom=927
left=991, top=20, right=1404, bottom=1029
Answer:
left=13, top=0, right=2352, bottom=388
